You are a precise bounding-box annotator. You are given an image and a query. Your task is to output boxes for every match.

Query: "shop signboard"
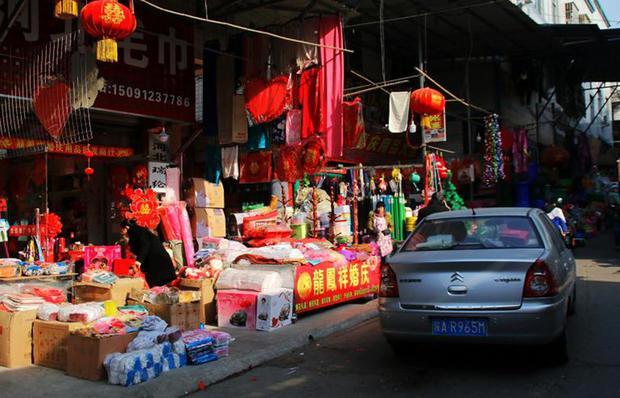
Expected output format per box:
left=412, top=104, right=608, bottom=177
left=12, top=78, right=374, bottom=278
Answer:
left=341, top=133, right=419, bottom=164
left=422, top=111, right=447, bottom=143
left=0, top=138, right=133, bottom=158
left=148, top=161, right=168, bottom=193
left=294, top=256, right=380, bottom=314
left=9, top=225, right=43, bottom=237
left=0, top=0, right=195, bottom=122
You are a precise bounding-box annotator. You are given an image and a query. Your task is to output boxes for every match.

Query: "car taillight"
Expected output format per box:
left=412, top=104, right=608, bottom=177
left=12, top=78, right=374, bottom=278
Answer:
left=379, top=263, right=399, bottom=298
left=523, top=259, right=557, bottom=298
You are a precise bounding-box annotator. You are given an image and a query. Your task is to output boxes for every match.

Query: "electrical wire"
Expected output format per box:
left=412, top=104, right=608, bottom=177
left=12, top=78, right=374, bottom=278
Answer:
left=379, top=0, right=386, bottom=82
left=137, top=0, right=353, bottom=53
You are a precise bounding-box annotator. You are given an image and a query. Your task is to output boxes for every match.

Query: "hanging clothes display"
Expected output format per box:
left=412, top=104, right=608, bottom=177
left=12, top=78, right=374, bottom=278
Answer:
left=512, top=128, right=529, bottom=174
left=319, top=15, right=344, bottom=158
left=240, top=151, right=273, bottom=184
left=276, top=145, right=303, bottom=182
left=268, top=116, right=286, bottom=145
left=299, top=67, right=321, bottom=139
left=388, top=91, right=411, bottom=133
left=221, top=146, right=239, bottom=180
left=204, top=144, right=222, bottom=184
left=247, top=124, right=269, bottom=150
left=245, top=76, right=288, bottom=124
left=343, top=97, right=365, bottom=148
left=286, top=109, right=302, bottom=144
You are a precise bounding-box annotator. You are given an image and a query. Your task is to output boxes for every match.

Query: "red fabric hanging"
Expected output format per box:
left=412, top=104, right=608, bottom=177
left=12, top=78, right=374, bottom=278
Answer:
left=240, top=151, right=273, bottom=184
left=245, top=76, right=288, bottom=124
left=299, top=67, right=321, bottom=139
left=342, top=97, right=365, bottom=148
left=276, top=145, right=303, bottom=182
left=300, top=136, right=325, bottom=175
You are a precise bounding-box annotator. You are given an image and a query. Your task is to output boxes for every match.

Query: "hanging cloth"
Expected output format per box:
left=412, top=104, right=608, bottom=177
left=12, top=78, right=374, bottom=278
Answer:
left=245, top=76, right=288, bottom=124
left=240, top=151, right=273, bottom=184
left=319, top=15, right=345, bottom=158
left=276, top=145, right=303, bottom=182
left=343, top=97, right=366, bottom=148
left=286, top=109, right=302, bottom=144
left=221, top=146, right=239, bottom=180
left=388, top=91, right=411, bottom=133
left=247, top=124, right=269, bottom=150
left=204, top=144, right=222, bottom=184
left=299, top=67, right=321, bottom=139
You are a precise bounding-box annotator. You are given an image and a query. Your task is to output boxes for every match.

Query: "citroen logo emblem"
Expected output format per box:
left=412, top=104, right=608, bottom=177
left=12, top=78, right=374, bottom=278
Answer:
left=450, top=272, right=464, bottom=283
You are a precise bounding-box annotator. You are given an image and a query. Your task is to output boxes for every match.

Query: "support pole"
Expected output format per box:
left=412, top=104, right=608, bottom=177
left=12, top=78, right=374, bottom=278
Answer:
left=465, top=60, right=473, bottom=201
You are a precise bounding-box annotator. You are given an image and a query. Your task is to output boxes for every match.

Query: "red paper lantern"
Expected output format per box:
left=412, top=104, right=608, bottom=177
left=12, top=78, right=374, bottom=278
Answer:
left=410, top=88, right=445, bottom=115
left=84, top=149, right=94, bottom=158
left=85, top=167, right=95, bottom=175
left=80, top=0, right=137, bottom=62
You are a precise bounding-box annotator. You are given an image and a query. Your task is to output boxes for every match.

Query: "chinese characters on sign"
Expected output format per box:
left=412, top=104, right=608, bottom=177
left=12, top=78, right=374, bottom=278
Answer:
left=423, top=111, right=447, bottom=143
left=148, top=161, right=168, bottom=193
left=0, top=0, right=195, bottom=122
left=0, top=138, right=134, bottom=157
left=148, top=133, right=169, bottom=162
left=294, top=257, right=380, bottom=314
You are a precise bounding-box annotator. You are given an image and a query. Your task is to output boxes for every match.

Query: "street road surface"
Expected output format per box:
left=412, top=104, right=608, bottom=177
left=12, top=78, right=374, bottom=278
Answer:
left=199, top=234, right=620, bottom=398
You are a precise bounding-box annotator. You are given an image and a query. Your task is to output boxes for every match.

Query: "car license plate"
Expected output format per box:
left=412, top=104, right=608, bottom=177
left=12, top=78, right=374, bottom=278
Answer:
left=431, top=318, right=487, bottom=336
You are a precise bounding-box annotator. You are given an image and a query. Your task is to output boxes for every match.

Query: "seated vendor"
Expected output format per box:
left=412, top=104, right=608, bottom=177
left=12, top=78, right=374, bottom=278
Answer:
left=367, top=201, right=393, bottom=259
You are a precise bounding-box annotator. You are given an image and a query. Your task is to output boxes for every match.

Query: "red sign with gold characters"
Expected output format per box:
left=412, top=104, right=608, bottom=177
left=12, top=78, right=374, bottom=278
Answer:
left=294, top=257, right=381, bottom=314
left=0, top=138, right=133, bottom=158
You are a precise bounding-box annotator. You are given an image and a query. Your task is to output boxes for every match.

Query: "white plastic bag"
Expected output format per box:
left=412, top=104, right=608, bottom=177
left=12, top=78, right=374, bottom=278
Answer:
left=215, top=268, right=283, bottom=292
left=37, top=303, right=60, bottom=321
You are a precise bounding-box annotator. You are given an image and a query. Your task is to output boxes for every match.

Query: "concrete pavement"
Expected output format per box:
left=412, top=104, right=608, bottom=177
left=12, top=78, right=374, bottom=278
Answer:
left=198, top=233, right=620, bottom=398
left=0, top=294, right=378, bottom=397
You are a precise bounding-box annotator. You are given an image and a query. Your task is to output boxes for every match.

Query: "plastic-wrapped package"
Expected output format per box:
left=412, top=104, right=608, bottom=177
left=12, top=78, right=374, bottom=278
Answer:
left=57, top=302, right=103, bottom=323
left=104, top=342, right=185, bottom=387
left=37, top=303, right=60, bottom=321
left=215, top=268, right=283, bottom=292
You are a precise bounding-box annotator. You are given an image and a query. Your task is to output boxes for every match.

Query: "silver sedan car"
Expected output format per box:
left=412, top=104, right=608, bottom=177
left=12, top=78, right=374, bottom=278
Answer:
left=379, top=208, right=576, bottom=360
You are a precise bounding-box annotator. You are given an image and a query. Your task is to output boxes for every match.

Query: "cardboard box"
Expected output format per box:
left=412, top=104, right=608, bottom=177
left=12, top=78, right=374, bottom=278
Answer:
left=66, top=332, right=137, bottom=381
left=33, top=320, right=85, bottom=370
left=83, top=246, right=121, bottom=273
left=216, top=290, right=258, bottom=330
left=73, top=278, right=145, bottom=307
left=126, top=299, right=200, bottom=331
left=219, top=94, right=249, bottom=145
left=0, top=309, right=36, bottom=368
left=187, top=178, right=225, bottom=208
left=256, top=289, right=293, bottom=332
left=192, top=208, right=226, bottom=238
left=179, top=278, right=216, bottom=325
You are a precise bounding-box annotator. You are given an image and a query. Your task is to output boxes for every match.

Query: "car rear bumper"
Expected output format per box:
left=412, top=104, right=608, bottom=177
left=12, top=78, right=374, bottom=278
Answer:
left=379, top=296, right=567, bottom=345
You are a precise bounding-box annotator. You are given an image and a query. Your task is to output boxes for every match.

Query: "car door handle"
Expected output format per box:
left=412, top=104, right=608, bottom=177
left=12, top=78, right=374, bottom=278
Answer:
left=448, top=285, right=468, bottom=295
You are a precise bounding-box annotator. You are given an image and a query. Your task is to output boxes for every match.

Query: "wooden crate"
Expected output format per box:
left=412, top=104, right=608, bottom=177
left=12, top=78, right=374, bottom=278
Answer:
left=179, top=278, right=216, bottom=325
left=126, top=299, right=201, bottom=331
left=33, top=320, right=85, bottom=370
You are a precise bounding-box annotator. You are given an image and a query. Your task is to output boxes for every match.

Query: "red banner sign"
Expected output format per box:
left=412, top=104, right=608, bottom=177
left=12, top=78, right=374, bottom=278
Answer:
left=0, top=138, right=133, bottom=158
left=9, top=225, right=42, bottom=237
left=0, top=0, right=195, bottom=122
left=341, top=133, right=420, bottom=164
left=0, top=198, right=6, bottom=213
left=294, top=256, right=381, bottom=314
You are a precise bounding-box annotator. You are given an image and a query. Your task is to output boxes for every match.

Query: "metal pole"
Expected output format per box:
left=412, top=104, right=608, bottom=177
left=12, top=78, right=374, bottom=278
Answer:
left=465, top=60, right=473, bottom=201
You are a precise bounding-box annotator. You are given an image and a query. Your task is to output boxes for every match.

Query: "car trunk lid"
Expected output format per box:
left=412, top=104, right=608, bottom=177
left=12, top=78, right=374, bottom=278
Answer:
left=390, top=249, right=545, bottom=310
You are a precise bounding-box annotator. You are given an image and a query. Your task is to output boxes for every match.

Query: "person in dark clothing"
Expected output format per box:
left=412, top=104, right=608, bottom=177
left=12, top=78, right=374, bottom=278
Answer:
left=120, top=219, right=176, bottom=287
left=417, top=192, right=450, bottom=224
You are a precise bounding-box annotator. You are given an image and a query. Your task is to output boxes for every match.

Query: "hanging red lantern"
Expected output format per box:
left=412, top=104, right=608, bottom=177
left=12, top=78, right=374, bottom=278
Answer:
left=80, top=0, right=137, bottom=63
left=410, top=88, right=445, bottom=115
left=84, top=149, right=94, bottom=158
left=85, top=167, right=95, bottom=175
left=54, top=0, right=79, bottom=19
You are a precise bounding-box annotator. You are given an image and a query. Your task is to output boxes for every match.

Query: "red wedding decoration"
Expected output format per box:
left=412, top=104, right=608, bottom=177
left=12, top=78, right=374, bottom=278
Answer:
left=240, top=151, right=273, bottom=184
left=33, top=81, right=71, bottom=140
left=244, top=76, right=288, bottom=124
left=80, top=0, right=137, bottom=63
left=276, top=145, right=303, bottom=182
left=41, top=213, right=63, bottom=239
left=300, top=136, right=326, bottom=175
left=410, top=88, right=446, bottom=115
left=124, top=188, right=160, bottom=229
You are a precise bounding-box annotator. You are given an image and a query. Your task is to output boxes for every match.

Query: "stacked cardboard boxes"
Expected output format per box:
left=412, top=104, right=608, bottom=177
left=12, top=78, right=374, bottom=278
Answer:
left=187, top=178, right=226, bottom=238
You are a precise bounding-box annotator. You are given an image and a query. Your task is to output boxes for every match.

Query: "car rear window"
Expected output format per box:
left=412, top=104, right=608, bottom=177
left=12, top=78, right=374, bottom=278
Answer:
left=401, top=216, right=543, bottom=251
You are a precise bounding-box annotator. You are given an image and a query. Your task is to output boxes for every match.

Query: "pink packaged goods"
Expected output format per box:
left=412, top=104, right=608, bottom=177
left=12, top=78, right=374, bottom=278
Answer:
left=216, top=290, right=258, bottom=330
left=83, top=246, right=121, bottom=273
